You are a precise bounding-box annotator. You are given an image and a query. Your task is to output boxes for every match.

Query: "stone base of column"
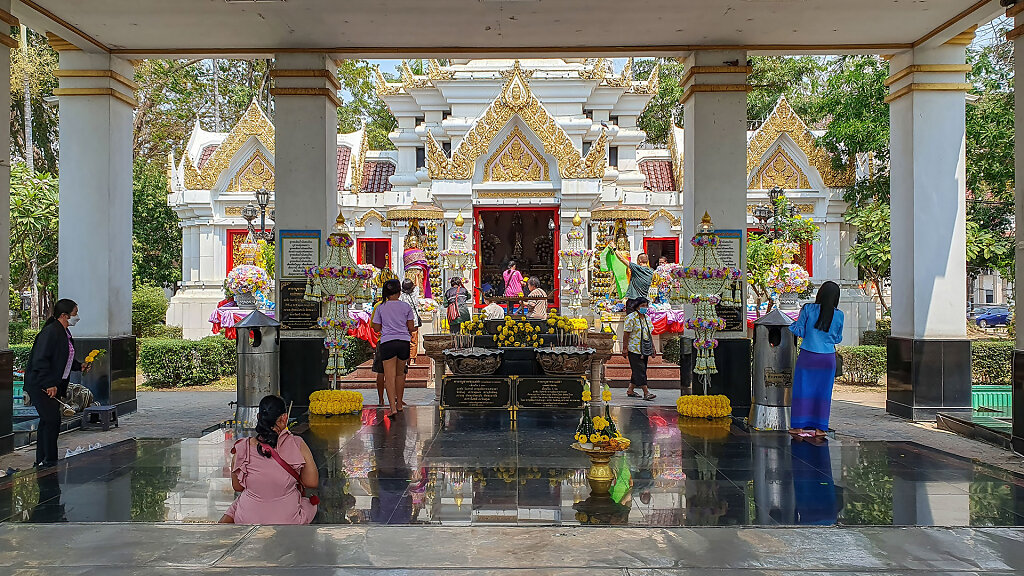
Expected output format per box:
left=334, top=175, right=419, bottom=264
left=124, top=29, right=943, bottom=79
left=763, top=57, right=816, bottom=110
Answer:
left=0, top=350, right=11, bottom=454
left=280, top=337, right=329, bottom=411
left=886, top=337, right=971, bottom=421
left=1011, top=350, right=1024, bottom=456
left=687, top=338, right=751, bottom=417
left=77, top=336, right=137, bottom=416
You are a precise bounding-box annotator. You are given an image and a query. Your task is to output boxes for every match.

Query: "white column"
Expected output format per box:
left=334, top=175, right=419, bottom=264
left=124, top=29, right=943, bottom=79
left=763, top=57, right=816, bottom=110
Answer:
left=1011, top=8, right=1024, bottom=454
left=887, top=44, right=969, bottom=340
left=271, top=54, right=340, bottom=245
left=0, top=2, right=12, bottom=348
left=681, top=51, right=749, bottom=335
left=56, top=50, right=135, bottom=338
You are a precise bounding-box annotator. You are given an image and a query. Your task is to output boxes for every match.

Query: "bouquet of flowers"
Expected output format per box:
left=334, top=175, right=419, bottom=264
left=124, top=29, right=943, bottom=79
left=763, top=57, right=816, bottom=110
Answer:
left=494, top=317, right=542, bottom=347
left=769, top=263, right=810, bottom=294
left=227, top=265, right=270, bottom=295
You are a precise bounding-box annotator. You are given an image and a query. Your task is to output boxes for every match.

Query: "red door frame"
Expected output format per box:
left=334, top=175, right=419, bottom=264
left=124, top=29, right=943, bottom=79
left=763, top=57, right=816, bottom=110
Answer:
left=356, top=238, right=392, bottom=267
left=472, top=206, right=560, bottom=309
left=642, top=237, right=680, bottom=264
left=746, top=228, right=813, bottom=276
left=226, top=228, right=270, bottom=273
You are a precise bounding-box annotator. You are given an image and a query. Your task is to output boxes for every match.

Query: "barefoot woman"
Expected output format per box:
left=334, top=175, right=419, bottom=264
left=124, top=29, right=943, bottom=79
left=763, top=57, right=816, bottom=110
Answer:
left=788, top=281, right=844, bottom=438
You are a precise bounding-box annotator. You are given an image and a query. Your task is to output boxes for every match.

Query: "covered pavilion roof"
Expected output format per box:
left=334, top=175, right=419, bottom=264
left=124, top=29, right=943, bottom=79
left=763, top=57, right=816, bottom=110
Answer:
left=13, top=0, right=1005, bottom=58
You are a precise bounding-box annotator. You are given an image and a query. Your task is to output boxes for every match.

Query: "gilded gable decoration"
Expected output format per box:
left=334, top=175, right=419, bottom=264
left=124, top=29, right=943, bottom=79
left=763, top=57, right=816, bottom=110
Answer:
left=350, top=128, right=370, bottom=193
left=166, top=151, right=175, bottom=193
left=426, top=60, right=606, bottom=180
left=645, top=208, right=681, bottom=228
left=374, top=66, right=404, bottom=97
left=192, top=99, right=274, bottom=189
left=750, top=147, right=810, bottom=190
left=400, top=60, right=432, bottom=89
left=668, top=124, right=684, bottom=190
left=427, top=59, right=455, bottom=81
left=579, top=58, right=608, bottom=81
left=484, top=125, right=549, bottom=182
left=747, top=96, right=853, bottom=188
left=230, top=148, right=275, bottom=192
left=605, top=58, right=633, bottom=88
left=181, top=153, right=203, bottom=190
left=356, top=209, right=390, bottom=227
left=630, top=62, right=659, bottom=95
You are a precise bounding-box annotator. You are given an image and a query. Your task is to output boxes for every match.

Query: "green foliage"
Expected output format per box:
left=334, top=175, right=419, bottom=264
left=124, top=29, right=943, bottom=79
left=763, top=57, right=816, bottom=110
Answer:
left=746, top=56, right=824, bottom=123
left=138, top=338, right=222, bottom=387
left=10, top=28, right=60, bottom=174
left=336, top=60, right=398, bottom=150
left=11, top=344, right=32, bottom=372
left=132, top=285, right=169, bottom=336
left=971, top=340, right=1013, bottom=385
left=131, top=441, right=181, bottom=521
left=133, top=160, right=182, bottom=287
left=260, top=241, right=275, bottom=277
left=636, top=58, right=685, bottom=146
left=141, top=324, right=184, bottom=339
left=841, top=444, right=893, bottom=525
left=844, top=200, right=891, bottom=313
left=9, top=162, right=59, bottom=307
left=746, top=233, right=779, bottom=312
left=860, top=317, right=891, bottom=347
left=836, top=345, right=887, bottom=386
left=201, top=334, right=237, bottom=376
left=8, top=321, right=26, bottom=346
left=343, top=336, right=374, bottom=375
left=816, top=56, right=890, bottom=170
left=661, top=336, right=681, bottom=365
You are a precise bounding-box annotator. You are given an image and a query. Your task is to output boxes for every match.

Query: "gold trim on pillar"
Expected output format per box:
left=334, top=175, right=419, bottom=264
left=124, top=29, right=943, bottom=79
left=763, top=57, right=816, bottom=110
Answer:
left=268, top=87, right=342, bottom=108
left=268, top=69, right=341, bottom=91
left=52, top=87, right=138, bottom=107
left=0, top=8, right=18, bottom=27
left=1007, top=24, right=1024, bottom=42
left=884, top=82, right=972, bottom=104
left=0, top=34, right=17, bottom=49
left=679, top=65, right=752, bottom=89
left=1007, top=3, right=1024, bottom=18
left=884, top=64, right=972, bottom=87
left=944, top=25, right=978, bottom=46
left=54, top=69, right=140, bottom=91
left=45, top=32, right=81, bottom=51
left=680, top=84, right=750, bottom=105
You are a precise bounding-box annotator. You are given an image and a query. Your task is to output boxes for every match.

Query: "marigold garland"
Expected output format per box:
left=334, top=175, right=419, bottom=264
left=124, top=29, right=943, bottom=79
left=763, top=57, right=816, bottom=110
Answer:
left=309, top=389, right=364, bottom=415
left=676, top=395, right=732, bottom=418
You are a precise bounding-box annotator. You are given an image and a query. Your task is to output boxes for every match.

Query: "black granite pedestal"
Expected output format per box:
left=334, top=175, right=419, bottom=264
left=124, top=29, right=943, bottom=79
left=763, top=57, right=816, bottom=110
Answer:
left=886, top=337, right=971, bottom=421
left=280, top=337, right=329, bottom=414
left=687, top=338, right=751, bottom=416
left=1011, top=350, right=1024, bottom=456
left=75, top=337, right=137, bottom=416
left=0, top=350, right=12, bottom=455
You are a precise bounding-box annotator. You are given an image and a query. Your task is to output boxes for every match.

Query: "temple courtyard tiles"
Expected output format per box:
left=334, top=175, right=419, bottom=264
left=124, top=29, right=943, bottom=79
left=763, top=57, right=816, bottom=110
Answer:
left=1, top=405, right=1024, bottom=527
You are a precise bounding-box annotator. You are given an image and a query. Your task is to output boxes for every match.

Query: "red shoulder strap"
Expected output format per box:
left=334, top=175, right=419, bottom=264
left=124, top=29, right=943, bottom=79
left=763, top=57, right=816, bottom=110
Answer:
left=259, top=441, right=301, bottom=483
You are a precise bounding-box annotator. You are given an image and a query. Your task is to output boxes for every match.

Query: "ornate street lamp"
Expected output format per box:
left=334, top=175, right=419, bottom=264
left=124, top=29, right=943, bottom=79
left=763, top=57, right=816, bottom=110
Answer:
left=753, top=186, right=794, bottom=240
left=242, top=188, right=275, bottom=244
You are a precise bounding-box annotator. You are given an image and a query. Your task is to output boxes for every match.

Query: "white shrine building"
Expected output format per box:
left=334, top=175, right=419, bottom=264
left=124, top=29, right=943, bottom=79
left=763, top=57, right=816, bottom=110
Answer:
left=166, top=58, right=866, bottom=341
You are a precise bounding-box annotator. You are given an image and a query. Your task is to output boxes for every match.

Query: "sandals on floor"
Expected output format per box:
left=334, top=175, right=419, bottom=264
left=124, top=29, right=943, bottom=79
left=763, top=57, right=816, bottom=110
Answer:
left=643, top=393, right=657, bottom=401
left=626, top=391, right=641, bottom=398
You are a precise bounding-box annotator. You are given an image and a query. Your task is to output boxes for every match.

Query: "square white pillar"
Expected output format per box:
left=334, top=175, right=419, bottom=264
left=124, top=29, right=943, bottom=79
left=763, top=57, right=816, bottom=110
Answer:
left=886, top=40, right=972, bottom=421
left=56, top=51, right=135, bottom=339
left=1010, top=8, right=1024, bottom=454
left=0, top=1, right=13, bottom=454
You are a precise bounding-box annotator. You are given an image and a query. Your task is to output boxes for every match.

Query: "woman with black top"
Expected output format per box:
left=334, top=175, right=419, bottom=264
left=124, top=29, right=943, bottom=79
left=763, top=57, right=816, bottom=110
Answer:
left=25, top=299, right=87, bottom=467
left=444, top=277, right=471, bottom=334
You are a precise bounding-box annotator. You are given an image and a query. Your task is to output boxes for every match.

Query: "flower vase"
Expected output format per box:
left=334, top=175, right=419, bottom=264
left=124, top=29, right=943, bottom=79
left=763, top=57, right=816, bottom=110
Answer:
left=235, top=291, right=257, bottom=310
left=778, top=292, right=798, bottom=310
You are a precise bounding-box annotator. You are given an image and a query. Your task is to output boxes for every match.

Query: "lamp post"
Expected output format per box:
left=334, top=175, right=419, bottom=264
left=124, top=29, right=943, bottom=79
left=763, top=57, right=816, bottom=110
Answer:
left=242, top=188, right=275, bottom=243
left=752, top=186, right=795, bottom=240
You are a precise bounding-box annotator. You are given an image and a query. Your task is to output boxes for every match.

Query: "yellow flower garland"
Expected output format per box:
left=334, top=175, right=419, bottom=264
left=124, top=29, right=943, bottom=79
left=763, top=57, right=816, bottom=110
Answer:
left=676, top=395, right=732, bottom=419
left=309, top=389, right=364, bottom=415
left=677, top=416, right=732, bottom=440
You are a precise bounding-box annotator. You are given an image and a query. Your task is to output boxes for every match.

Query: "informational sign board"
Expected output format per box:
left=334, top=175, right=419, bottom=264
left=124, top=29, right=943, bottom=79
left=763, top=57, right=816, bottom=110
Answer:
left=515, top=376, right=585, bottom=409
left=441, top=377, right=513, bottom=409
left=714, top=229, right=745, bottom=333
left=278, top=280, right=320, bottom=330
left=279, top=230, right=321, bottom=280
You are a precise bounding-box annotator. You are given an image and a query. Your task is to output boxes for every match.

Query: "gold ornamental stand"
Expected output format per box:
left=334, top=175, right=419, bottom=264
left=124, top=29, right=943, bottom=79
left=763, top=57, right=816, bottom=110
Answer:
left=571, top=442, right=624, bottom=496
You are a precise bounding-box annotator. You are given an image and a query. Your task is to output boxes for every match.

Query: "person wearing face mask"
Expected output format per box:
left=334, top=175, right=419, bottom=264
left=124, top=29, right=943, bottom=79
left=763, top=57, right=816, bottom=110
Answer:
left=622, top=297, right=657, bottom=401
left=25, top=299, right=87, bottom=467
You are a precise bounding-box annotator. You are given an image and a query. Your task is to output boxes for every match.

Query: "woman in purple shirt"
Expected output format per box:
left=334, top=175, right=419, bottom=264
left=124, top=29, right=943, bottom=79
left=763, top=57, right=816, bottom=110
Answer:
left=372, top=279, right=417, bottom=418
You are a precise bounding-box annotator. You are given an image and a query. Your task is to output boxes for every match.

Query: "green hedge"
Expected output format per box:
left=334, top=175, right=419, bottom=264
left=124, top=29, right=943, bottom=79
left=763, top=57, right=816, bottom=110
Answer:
left=132, top=285, right=169, bottom=337
left=837, top=345, right=887, bottom=386
left=972, top=340, right=1013, bottom=385
left=860, top=317, right=891, bottom=347
left=662, top=336, right=681, bottom=365
left=138, top=338, right=221, bottom=388
left=11, top=344, right=32, bottom=373
left=201, top=334, right=237, bottom=376
left=141, top=324, right=183, bottom=339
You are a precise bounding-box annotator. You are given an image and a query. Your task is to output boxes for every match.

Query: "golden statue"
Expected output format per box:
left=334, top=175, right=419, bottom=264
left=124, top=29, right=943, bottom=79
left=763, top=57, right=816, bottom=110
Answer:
left=403, top=229, right=432, bottom=298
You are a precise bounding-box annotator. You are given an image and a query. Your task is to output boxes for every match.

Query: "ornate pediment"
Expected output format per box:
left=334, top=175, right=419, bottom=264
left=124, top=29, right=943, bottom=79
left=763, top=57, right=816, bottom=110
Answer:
left=356, top=209, right=390, bottom=227
left=645, top=208, right=681, bottom=227
left=184, top=99, right=275, bottom=190
left=484, top=125, right=549, bottom=182
left=750, top=146, right=809, bottom=190
left=747, top=96, right=853, bottom=188
left=426, top=60, right=605, bottom=180
left=229, top=148, right=275, bottom=192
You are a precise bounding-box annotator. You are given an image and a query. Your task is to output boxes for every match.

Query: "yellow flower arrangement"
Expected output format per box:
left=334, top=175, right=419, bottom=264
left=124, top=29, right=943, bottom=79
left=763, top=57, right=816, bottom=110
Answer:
left=677, top=416, right=732, bottom=440
left=676, top=395, right=732, bottom=419
left=84, top=349, right=105, bottom=365
left=496, top=318, right=541, bottom=347
left=460, top=315, right=487, bottom=335
left=601, top=387, right=612, bottom=402
left=309, top=389, right=364, bottom=415
left=582, top=389, right=592, bottom=402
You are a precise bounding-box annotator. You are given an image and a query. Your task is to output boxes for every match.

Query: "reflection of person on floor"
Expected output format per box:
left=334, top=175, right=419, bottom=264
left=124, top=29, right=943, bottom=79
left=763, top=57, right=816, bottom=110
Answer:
left=369, top=415, right=413, bottom=524
left=788, top=281, right=844, bottom=439
left=30, top=470, right=66, bottom=523
left=632, top=409, right=656, bottom=504
left=791, top=440, right=838, bottom=525
left=623, top=298, right=657, bottom=402
left=220, top=395, right=319, bottom=525
left=373, top=279, right=417, bottom=419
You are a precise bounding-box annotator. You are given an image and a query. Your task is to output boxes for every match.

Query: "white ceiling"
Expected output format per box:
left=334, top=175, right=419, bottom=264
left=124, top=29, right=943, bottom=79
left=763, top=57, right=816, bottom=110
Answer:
left=15, top=0, right=1005, bottom=56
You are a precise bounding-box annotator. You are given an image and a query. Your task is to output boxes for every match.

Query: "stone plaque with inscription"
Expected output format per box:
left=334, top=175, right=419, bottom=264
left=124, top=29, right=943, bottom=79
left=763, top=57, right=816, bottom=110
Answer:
left=715, top=304, right=745, bottom=332
left=441, top=377, right=512, bottom=409
left=280, top=230, right=321, bottom=280
left=279, top=280, right=320, bottom=331
left=516, top=376, right=584, bottom=409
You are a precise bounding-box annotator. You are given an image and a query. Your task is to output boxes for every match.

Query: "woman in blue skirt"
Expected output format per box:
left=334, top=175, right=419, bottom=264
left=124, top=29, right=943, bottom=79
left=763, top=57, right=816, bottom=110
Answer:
left=788, top=281, right=844, bottom=439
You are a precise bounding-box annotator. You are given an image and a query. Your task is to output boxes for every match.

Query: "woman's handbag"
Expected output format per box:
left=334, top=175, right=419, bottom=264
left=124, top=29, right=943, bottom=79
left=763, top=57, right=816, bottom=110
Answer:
left=260, top=442, right=320, bottom=506
left=446, top=301, right=459, bottom=322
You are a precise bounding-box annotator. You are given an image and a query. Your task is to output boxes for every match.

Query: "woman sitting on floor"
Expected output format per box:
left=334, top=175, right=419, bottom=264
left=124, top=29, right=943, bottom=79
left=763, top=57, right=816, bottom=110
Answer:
left=220, top=395, right=319, bottom=524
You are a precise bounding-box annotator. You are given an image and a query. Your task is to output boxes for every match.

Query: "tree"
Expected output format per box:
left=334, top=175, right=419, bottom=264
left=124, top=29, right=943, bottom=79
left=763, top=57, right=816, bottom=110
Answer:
left=336, top=59, right=397, bottom=150
left=132, top=160, right=182, bottom=287
left=844, top=200, right=891, bottom=314
left=9, top=162, right=59, bottom=326
left=746, top=56, right=824, bottom=124
left=816, top=56, right=890, bottom=171
left=9, top=28, right=59, bottom=174
left=746, top=197, right=820, bottom=315
left=636, top=58, right=685, bottom=147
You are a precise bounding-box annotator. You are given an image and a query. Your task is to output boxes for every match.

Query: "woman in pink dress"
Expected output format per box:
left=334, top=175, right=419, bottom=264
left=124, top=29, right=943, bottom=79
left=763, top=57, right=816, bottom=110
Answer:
left=220, top=396, right=319, bottom=524
left=503, top=261, right=525, bottom=314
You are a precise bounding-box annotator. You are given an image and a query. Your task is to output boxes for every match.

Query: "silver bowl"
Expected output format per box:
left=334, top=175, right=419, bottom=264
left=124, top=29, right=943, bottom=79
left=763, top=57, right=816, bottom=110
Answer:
left=535, top=346, right=596, bottom=376
left=443, top=347, right=504, bottom=376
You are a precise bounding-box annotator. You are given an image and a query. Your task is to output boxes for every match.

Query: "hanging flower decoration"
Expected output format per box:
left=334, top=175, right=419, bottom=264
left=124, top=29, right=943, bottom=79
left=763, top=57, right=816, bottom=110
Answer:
left=690, top=235, right=720, bottom=248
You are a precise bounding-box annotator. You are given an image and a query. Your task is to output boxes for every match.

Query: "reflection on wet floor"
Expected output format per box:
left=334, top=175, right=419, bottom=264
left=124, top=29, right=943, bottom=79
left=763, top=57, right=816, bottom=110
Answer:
left=1, top=405, right=1024, bottom=526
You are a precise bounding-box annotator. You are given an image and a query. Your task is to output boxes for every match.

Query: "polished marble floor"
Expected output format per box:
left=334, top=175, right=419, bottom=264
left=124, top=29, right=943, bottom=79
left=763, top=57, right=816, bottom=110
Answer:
left=2, top=405, right=1024, bottom=526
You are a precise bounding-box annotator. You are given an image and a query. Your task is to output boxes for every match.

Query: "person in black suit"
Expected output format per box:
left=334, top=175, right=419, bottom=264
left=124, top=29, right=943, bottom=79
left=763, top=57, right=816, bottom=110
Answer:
left=25, top=299, right=86, bottom=467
